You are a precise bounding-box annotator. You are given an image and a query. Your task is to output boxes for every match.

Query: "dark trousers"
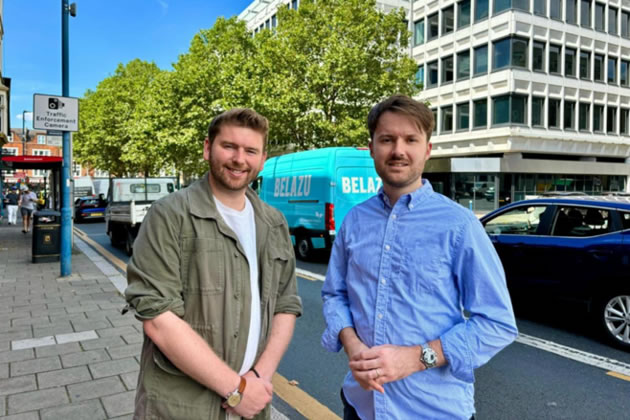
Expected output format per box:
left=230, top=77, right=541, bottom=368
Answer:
left=340, top=388, right=476, bottom=420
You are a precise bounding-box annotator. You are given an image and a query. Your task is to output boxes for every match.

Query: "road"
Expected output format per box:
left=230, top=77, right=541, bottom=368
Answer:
left=76, top=221, right=630, bottom=419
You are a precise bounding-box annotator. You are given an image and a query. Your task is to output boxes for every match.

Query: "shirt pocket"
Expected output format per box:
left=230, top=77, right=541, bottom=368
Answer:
left=408, top=252, right=452, bottom=294
left=181, top=237, right=225, bottom=295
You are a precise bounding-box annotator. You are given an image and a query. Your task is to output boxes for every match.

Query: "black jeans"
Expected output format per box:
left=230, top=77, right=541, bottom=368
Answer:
left=340, top=388, right=476, bottom=420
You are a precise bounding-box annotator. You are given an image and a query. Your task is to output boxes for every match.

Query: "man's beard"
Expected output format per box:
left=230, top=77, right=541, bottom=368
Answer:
left=209, top=156, right=258, bottom=192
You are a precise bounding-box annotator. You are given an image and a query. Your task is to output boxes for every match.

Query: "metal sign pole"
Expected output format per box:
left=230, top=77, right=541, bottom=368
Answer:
left=60, top=0, right=72, bottom=276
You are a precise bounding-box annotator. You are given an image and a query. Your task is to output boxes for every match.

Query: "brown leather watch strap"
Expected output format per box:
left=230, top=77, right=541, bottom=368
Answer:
left=238, top=376, right=247, bottom=394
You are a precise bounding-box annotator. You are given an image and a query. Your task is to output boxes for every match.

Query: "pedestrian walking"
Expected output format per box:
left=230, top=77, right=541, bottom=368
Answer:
left=321, top=94, right=518, bottom=420
left=6, top=186, right=19, bottom=225
left=125, top=108, right=302, bottom=419
left=19, top=186, right=37, bottom=233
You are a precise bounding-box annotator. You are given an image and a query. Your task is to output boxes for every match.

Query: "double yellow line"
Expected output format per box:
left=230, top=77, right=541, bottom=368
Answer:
left=74, top=227, right=340, bottom=419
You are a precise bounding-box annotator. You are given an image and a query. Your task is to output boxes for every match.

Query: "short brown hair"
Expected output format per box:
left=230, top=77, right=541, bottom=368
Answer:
left=207, top=108, right=269, bottom=150
left=367, top=94, right=435, bottom=142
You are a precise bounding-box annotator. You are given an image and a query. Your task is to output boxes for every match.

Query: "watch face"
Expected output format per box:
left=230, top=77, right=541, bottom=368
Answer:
left=227, top=393, right=241, bottom=407
left=423, top=347, right=438, bottom=366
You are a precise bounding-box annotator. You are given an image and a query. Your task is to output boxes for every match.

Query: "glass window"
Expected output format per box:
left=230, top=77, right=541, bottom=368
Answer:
left=474, top=98, right=488, bottom=128
left=532, top=97, right=544, bottom=126
left=533, top=41, right=545, bottom=71
left=415, top=65, right=424, bottom=86
left=443, top=6, right=455, bottom=35
left=550, top=0, right=562, bottom=19
left=579, top=50, right=590, bottom=79
left=549, top=98, right=561, bottom=128
left=494, top=0, right=510, bottom=14
left=608, top=57, right=617, bottom=84
left=621, top=60, right=629, bottom=86
left=549, top=44, right=561, bottom=73
left=428, top=13, right=439, bottom=40
left=475, top=0, right=489, bottom=21
left=432, top=109, right=438, bottom=133
left=493, top=38, right=511, bottom=70
left=513, top=0, right=529, bottom=11
left=565, top=48, right=576, bottom=77
left=474, top=45, right=488, bottom=75
left=622, top=11, right=630, bottom=38
left=609, top=7, right=618, bottom=35
left=553, top=207, right=609, bottom=237
left=458, top=0, right=471, bottom=28
left=512, top=95, right=527, bottom=124
left=427, top=61, right=439, bottom=87
left=621, top=109, right=629, bottom=135
left=457, top=103, right=470, bottom=130
left=594, top=54, right=604, bottom=81
left=442, top=105, right=454, bottom=133
left=414, top=19, right=425, bottom=45
left=580, top=0, right=591, bottom=27
left=534, top=0, right=546, bottom=16
left=442, top=56, right=454, bottom=84
left=484, top=205, right=549, bottom=235
left=457, top=50, right=471, bottom=80
left=593, top=104, right=604, bottom=131
left=579, top=103, right=590, bottom=131
left=37, top=135, right=46, bottom=145
left=512, top=38, right=528, bottom=68
left=564, top=101, right=576, bottom=130
left=493, top=95, right=510, bottom=125
left=595, top=2, right=605, bottom=31
left=566, top=0, right=577, bottom=24
left=607, top=106, right=617, bottom=133
left=620, top=212, right=630, bottom=229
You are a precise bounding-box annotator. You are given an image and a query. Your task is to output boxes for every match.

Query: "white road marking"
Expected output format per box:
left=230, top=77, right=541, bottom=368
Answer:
left=516, top=333, right=630, bottom=377
left=296, top=268, right=325, bottom=281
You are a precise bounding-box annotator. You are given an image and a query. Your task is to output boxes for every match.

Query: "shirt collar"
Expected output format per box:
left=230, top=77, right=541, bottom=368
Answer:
left=377, top=179, right=434, bottom=210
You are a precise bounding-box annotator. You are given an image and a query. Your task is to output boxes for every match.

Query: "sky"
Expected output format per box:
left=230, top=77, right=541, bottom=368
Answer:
left=4, top=0, right=253, bottom=130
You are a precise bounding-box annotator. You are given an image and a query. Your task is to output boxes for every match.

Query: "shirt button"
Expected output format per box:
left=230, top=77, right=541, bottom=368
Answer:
left=377, top=313, right=383, bottom=320
left=391, top=214, right=397, bottom=219
left=409, top=204, right=414, bottom=209
left=381, top=278, right=386, bottom=285
left=234, top=332, right=239, bottom=338
left=385, top=244, right=390, bottom=251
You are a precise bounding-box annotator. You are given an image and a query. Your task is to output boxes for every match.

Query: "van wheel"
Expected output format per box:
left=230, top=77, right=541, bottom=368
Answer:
left=296, top=237, right=312, bottom=261
left=125, top=231, right=134, bottom=256
left=594, top=291, right=630, bottom=349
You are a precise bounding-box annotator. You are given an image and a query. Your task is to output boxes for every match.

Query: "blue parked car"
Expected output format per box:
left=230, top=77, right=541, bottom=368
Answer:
left=480, top=196, right=630, bottom=349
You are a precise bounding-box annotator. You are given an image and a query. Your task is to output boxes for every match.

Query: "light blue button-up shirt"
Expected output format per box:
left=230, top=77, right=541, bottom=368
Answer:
left=321, top=181, right=518, bottom=420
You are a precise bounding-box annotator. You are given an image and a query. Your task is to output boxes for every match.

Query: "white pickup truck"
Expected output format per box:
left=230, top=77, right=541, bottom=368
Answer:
left=105, top=177, right=177, bottom=255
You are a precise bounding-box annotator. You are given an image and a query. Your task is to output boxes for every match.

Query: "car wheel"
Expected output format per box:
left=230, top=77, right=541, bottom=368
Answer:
left=595, top=292, right=630, bottom=349
left=296, top=236, right=312, bottom=261
left=125, top=230, right=134, bottom=256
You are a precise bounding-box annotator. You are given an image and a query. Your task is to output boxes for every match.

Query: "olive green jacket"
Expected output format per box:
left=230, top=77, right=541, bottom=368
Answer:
left=125, top=173, right=302, bottom=420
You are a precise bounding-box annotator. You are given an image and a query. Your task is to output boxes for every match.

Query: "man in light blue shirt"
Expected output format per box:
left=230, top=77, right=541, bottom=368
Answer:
left=321, top=95, right=518, bottom=420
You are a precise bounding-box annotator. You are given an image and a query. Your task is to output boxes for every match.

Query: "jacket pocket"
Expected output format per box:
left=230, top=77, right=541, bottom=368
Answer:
left=181, top=238, right=225, bottom=295
left=408, top=253, right=451, bottom=294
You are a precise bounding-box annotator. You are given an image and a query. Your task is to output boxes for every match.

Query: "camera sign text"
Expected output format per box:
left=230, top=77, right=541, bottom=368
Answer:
left=33, top=94, right=79, bottom=132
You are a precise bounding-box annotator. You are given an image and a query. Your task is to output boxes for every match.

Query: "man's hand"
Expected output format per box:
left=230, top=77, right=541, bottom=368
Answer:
left=224, top=372, right=273, bottom=419
left=339, top=328, right=384, bottom=393
left=349, top=344, right=422, bottom=388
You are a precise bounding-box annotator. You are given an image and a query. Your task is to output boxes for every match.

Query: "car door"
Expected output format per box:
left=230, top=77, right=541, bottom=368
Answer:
left=482, top=204, right=554, bottom=294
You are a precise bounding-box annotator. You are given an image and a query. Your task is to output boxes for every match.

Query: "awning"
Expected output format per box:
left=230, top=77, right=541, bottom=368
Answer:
left=1, top=156, right=63, bottom=170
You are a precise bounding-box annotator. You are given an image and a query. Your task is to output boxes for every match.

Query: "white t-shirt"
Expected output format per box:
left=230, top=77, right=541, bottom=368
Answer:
left=20, top=192, right=37, bottom=210
left=213, top=196, right=261, bottom=376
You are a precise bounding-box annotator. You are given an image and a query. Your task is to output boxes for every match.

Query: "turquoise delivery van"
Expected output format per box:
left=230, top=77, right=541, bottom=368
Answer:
left=255, top=147, right=381, bottom=260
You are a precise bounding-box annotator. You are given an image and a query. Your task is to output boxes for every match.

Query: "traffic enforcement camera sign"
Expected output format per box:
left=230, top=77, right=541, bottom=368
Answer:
left=33, top=94, right=79, bottom=132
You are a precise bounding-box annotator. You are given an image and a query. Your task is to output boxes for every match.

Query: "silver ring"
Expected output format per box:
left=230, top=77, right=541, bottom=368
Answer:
left=375, top=368, right=381, bottom=378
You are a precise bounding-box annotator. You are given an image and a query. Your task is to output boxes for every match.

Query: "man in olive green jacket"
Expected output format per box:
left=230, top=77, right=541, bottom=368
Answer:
left=125, top=108, right=302, bottom=419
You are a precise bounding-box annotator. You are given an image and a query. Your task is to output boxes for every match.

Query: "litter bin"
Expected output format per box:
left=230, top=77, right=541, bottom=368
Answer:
left=32, top=210, right=61, bottom=263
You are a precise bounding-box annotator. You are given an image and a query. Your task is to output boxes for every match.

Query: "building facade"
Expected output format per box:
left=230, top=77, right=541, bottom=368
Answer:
left=1, top=129, right=62, bottom=185
left=0, top=0, right=11, bottom=142
left=239, top=0, right=630, bottom=211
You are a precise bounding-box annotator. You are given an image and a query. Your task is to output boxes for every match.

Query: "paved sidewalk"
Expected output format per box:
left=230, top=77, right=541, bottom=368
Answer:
left=0, top=223, right=292, bottom=420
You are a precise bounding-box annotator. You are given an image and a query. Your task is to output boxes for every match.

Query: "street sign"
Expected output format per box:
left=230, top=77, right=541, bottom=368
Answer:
left=33, top=94, right=79, bottom=132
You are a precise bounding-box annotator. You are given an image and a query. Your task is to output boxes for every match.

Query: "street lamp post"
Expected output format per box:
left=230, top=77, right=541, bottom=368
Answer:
left=22, top=110, right=27, bottom=156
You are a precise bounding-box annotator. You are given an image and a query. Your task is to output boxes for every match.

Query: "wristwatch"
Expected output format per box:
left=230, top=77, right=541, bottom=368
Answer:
left=420, top=344, right=438, bottom=369
left=225, top=377, right=247, bottom=408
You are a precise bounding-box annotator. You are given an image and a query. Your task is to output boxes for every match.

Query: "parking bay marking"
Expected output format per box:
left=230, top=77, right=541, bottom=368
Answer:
left=516, top=333, right=630, bottom=379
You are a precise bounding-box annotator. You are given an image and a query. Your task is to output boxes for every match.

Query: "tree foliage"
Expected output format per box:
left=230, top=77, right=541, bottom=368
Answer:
left=74, top=1, right=419, bottom=177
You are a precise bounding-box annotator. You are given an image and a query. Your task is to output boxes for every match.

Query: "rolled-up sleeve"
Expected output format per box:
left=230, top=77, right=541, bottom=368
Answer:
left=321, top=221, right=355, bottom=353
left=125, top=200, right=185, bottom=321
left=440, top=216, right=518, bottom=383
left=273, top=221, right=303, bottom=317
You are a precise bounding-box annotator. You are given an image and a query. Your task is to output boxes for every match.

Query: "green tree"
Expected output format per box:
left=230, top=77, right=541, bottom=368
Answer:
left=74, top=59, right=163, bottom=176
left=253, top=0, right=419, bottom=151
